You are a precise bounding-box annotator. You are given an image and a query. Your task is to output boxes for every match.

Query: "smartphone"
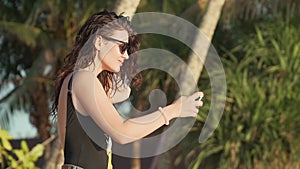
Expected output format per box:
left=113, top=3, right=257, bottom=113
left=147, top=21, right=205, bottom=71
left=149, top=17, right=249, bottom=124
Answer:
left=195, top=96, right=203, bottom=101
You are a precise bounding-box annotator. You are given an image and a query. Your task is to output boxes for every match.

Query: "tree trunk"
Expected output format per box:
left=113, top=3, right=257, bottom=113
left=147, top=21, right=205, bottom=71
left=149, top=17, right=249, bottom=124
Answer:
left=113, top=1, right=142, bottom=168
left=26, top=46, right=61, bottom=168
left=30, top=83, right=51, bottom=140
left=181, top=0, right=226, bottom=94
left=171, top=0, right=225, bottom=168
left=43, top=137, right=64, bottom=169
left=113, top=0, right=141, bottom=19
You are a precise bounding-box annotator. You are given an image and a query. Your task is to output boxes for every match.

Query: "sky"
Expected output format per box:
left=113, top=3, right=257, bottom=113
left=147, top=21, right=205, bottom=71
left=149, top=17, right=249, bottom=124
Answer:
left=8, top=110, right=37, bottom=139
left=0, top=79, right=38, bottom=139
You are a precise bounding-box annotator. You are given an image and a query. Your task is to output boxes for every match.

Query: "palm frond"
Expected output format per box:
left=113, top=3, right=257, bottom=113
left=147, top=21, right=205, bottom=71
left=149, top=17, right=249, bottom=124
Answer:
left=0, top=21, right=49, bottom=47
left=24, top=0, right=49, bottom=25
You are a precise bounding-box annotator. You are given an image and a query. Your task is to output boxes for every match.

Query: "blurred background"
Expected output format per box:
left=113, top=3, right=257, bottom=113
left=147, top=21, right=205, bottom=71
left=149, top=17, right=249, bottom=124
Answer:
left=0, top=0, right=300, bottom=168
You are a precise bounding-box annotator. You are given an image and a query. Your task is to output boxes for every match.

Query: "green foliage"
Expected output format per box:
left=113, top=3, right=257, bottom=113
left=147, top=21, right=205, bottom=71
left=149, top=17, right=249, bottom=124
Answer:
left=187, top=18, right=300, bottom=169
left=0, top=0, right=114, bottom=133
left=0, top=21, right=49, bottom=47
left=0, top=128, right=44, bottom=169
left=1, top=0, right=300, bottom=168
left=138, top=0, right=198, bottom=15
left=131, top=0, right=201, bottom=112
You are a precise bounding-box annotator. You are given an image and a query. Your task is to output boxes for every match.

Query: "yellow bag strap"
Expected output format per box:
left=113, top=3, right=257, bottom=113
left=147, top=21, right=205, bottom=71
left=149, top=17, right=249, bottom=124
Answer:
left=106, top=135, right=113, bottom=169
left=106, top=149, right=113, bottom=169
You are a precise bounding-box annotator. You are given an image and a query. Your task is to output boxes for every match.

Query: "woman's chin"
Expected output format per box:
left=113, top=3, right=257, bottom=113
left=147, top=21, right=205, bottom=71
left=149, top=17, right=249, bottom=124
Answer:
left=109, top=67, right=121, bottom=73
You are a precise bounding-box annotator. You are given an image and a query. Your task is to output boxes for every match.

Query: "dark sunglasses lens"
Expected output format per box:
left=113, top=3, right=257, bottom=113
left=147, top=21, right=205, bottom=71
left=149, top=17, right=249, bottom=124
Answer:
left=120, top=43, right=128, bottom=54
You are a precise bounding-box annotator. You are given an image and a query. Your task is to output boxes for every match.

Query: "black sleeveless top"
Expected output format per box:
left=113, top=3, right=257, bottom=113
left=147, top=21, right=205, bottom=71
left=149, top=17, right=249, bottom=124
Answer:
left=64, top=74, right=108, bottom=168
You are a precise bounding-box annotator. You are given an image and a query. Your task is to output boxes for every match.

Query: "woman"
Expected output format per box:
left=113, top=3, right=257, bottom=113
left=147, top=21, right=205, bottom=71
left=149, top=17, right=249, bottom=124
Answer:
left=51, top=10, right=204, bottom=169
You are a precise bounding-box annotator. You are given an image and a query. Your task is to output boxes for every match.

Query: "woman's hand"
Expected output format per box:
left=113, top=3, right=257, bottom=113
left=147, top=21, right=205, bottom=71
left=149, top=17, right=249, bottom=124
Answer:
left=165, top=92, right=204, bottom=120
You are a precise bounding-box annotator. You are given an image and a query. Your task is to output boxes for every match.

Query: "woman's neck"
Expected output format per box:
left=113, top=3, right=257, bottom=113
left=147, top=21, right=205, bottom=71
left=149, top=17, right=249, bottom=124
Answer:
left=81, top=52, right=103, bottom=76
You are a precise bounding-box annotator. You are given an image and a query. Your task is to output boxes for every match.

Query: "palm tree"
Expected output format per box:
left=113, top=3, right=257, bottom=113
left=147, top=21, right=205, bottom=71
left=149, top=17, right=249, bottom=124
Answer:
left=221, top=0, right=300, bottom=29
left=0, top=0, right=114, bottom=167
left=0, top=0, right=53, bottom=140
left=182, top=0, right=226, bottom=93
left=176, top=0, right=300, bottom=168
left=113, top=0, right=141, bottom=18
left=113, top=1, right=142, bottom=168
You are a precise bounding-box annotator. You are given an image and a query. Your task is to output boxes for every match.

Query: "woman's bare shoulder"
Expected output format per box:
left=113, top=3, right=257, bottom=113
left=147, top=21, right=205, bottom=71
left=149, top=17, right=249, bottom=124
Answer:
left=71, top=71, right=101, bottom=92
left=72, top=70, right=95, bottom=82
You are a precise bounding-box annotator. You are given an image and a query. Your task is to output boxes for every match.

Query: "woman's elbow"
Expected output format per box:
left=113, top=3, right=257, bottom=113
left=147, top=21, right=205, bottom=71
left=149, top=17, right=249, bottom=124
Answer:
left=112, top=136, right=136, bottom=145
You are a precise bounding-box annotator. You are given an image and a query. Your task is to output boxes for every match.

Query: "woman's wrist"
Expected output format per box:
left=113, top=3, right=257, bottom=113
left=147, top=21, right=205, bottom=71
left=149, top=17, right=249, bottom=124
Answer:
left=158, top=107, right=169, bottom=125
left=163, top=104, right=178, bottom=121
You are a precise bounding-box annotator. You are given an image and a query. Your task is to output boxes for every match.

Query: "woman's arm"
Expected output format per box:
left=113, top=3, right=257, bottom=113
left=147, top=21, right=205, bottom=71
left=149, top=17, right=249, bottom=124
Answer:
left=72, top=71, right=203, bottom=144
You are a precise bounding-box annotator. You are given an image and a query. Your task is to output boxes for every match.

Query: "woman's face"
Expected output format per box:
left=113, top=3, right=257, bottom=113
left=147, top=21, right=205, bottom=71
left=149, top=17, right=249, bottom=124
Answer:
left=100, top=30, right=129, bottom=72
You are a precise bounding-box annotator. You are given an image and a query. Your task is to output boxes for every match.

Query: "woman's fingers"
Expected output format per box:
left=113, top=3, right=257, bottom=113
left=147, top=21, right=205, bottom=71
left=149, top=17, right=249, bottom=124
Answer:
left=190, top=92, right=204, bottom=101
left=188, top=92, right=204, bottom=108
left=176, top=92, right=204, bottom=118
left=196, top=101, right=203, bottom=107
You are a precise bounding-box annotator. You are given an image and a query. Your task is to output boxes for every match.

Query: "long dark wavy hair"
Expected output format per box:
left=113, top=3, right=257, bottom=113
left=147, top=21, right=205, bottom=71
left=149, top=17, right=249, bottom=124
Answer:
left=51, top=10, right=142, bottom=116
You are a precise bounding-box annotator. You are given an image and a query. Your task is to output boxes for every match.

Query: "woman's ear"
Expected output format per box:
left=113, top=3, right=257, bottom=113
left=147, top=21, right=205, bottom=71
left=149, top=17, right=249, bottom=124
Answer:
left=94, top=35, right=103, bottom=50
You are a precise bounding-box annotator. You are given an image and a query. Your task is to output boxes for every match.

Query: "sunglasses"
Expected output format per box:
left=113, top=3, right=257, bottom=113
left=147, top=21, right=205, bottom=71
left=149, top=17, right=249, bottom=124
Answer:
left=102, top=35, right=129, bottom=54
